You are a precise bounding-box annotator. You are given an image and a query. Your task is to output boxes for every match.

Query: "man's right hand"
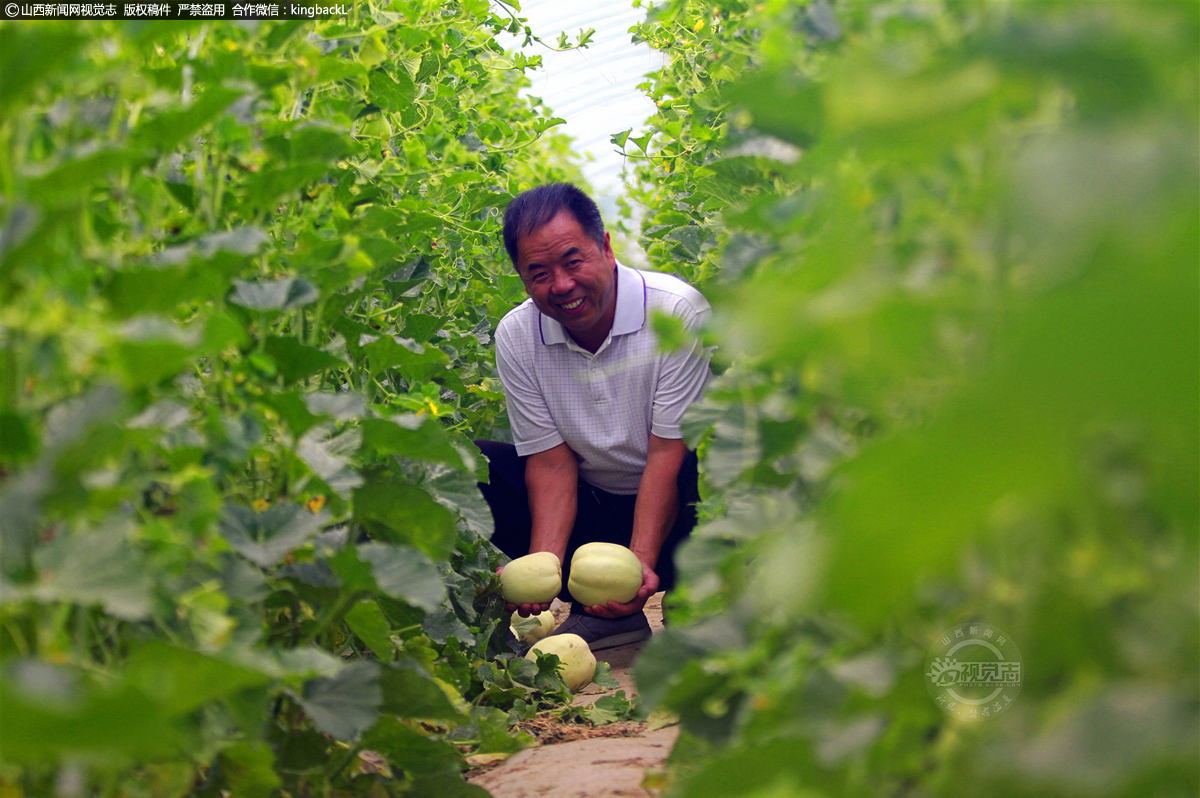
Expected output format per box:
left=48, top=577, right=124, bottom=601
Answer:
left=496, top=565, right=554, bottom=617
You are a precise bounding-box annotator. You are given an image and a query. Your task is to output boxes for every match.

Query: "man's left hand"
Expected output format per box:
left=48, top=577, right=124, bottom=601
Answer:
left=584, top=560, right=659, bottom=618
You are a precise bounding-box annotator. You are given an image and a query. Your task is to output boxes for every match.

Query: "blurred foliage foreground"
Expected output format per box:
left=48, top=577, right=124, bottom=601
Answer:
left=0, top=4, right=624, bottom=797
left=622, top=1, right=1198, bottom=797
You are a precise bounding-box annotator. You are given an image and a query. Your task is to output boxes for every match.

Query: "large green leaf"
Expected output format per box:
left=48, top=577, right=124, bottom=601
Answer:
left=294, top=661, right=381, bottom=741
left=368, top=70, right=417, bottom=112
left=123, top=642, right=272, bottom=717
left=726, top=69, right=823, bottom=148
left=263, top=336, right=346, bottom=384
left=405, top=772, right=492, bottom=798
left=378, top=661, right=464, bottom=721
left=242, top=162, right=335, bottom=210
left=353, top=478, right=457, bottom=560
left=113, top=317, right=201, bottom=389
left=131, top=86, right=246, bottom=152
left=229, top=278, right=319, bottom=312
left=216, top=740, right=282, bottom=798
left=103, top=230, right=265, bottom=319
left=0, top=661, right=179, bottom=762
left=219, top=503, right=328, bottom=568
left=358, top=543, right=446, bottom=612
left=30, top=519, right=152, bottom=620
left=296, top=425, right=363, bottom=499
left=0, top=26, right=87, bottom=114
left=360, top=335, right=450, bottom=381
left=290, top=122, right=355, bottom=162
left=26, top=147, right=146, bottom=207
left=329, top=542, right=445, bottom=612
left=345, top=600, right=395, bottom=659
left=359, top=717, right=465, bottom=775
left=424, top=463, right=494, bottom=539
left=361, top=414, right=470, bottom=469
left=821, top=234, right=1198, bottom=628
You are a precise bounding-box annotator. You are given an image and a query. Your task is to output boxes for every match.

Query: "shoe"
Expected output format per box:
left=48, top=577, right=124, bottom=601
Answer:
left=543, top=610, right=652, bottom=652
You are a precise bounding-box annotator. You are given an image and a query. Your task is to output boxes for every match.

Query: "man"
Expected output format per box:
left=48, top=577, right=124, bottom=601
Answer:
left=476, top=183, right=712, bottom=650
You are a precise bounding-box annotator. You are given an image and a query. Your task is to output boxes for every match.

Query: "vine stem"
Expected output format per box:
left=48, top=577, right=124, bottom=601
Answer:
left=324, top=743, right=361, bottom=782
left=301, top=589, right=363, bottom=645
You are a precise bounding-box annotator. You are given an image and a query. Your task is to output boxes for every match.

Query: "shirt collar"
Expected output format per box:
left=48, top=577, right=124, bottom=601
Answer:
left=538, top=262, right=646, bottom=347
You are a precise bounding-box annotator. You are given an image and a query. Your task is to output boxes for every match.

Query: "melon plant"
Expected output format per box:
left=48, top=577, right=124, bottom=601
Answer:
left=627, top=2, right=1198, bottom=797
left=0, top=7, right=616, bottom=796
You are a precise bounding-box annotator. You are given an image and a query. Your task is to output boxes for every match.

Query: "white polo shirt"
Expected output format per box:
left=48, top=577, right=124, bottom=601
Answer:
left=494, top=262, right=712, bottom=494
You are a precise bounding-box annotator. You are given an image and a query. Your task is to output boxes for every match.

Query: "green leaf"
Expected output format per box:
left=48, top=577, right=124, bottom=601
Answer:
left=263, top=336, right=346, bottom=384
left=242, top=161, right=334, bottom=210
left=671, top=736, right=822, bottom=798
left=275, top=730, right=329, bottom=774
left=401, top=312, right=446, bottom=343
left=290, top=122, right=354, bottom=162
left=361, top=414, right=470, bottom=470
left=123, top=642, right=272, bottom=716
left=405, top=772, right=493, bottom=798
left=425, top=463, right=494, bottom=539
left=304, top=391, right=367, bottom=421
left=727, top=69, right=823, bottom=147
left=104, top=262, right=226, bottom=319
left=132, top=86, right=246, bottom=152
left=331, top=542, right=445, bottom=613
left=378, top=662, right=464, bottom=721
left=665, top=225, right=706, bottom=260
left=583, top=692, right=634, bottom=725
left=353, top=478, right=457, bottom=560
left=360, top=334, right=450, bottom=381
left=345, top=600, right=395, bottom=659
left=368, top=70, right=417, bottom=111
left=257, top=391, right=321, bottom=437
left=216, top=740, right=282, bottom=798
left=113, top=317, right=201, bottom=389
left=219, top=503, right=328, bottom=568
left=26, top=147, right=144, bottom=207
left=471, top=705, right=533, bottom=754
left=590, top=661, right=621, bottom=691
left=296, top=424, right=363, bottom=499
left=104, top=230, right=263, bottom=319
left=422, top=604, right=476, bottom=645
left=359, top=717, right=466, bottom=775
left=0, top=661, right=179, bottom=762
left=358, top=543, right=446, bottom=612
left=170, top=227, right=271, bottom=259
left=0, top=411, right=35, bottom=461
left=31, top=519, right=152, bottom=620
left=0, top=26, right=87, bottom=115
left=295, top=661, right=381, bottom=741
left=229, top=277, right=319, bottom=312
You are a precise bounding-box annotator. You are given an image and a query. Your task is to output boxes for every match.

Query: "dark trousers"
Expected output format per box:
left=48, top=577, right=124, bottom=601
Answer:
left=474, top=440, right=700, bottom=599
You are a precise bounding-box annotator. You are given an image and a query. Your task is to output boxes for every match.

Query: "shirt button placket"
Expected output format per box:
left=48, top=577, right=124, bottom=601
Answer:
left=588, top=358, right=599, bottom=403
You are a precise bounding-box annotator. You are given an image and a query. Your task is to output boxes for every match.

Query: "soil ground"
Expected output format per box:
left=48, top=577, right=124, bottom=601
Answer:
left=467, top=593, right=678, bottom=798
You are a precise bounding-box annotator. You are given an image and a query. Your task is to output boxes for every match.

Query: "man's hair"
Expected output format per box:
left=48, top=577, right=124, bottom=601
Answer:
left=502, top=183, right=606, bottom=269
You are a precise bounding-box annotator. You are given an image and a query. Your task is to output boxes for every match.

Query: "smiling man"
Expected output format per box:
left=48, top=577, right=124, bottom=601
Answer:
left=475, top=183, right=712, bottom=651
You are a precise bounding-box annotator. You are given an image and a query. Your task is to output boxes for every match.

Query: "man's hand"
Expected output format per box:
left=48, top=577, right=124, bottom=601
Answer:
left=496, top=565, right=555, bottom=617
left=583, top=560, right=659, bottom=618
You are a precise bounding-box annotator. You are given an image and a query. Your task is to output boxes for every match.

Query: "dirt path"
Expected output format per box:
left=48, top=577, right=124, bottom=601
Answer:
left=468, top=594, right=678, bottom=798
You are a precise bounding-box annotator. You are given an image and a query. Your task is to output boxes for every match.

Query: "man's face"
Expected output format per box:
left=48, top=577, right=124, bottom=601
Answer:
left=514, top=210, right=617, bottom=347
